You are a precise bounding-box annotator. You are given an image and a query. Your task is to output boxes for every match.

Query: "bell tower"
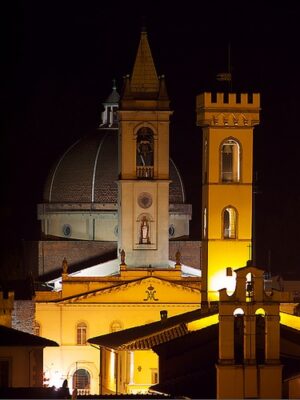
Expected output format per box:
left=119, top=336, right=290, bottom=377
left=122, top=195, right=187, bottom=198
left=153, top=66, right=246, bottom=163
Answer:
left=118, top=29, right=172, bottom=268
left=196, top=92, right=260, bottom=301
left=217, top=265, right=289, bottom=399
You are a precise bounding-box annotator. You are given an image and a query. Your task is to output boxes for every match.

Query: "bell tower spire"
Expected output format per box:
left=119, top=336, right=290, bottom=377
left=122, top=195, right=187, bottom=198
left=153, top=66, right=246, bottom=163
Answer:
left=118, top=30, right=172, bottom=268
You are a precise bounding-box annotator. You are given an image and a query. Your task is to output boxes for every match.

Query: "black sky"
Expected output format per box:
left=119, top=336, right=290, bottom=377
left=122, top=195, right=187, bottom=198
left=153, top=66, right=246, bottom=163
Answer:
left=2, top=1, right=300, bottom=276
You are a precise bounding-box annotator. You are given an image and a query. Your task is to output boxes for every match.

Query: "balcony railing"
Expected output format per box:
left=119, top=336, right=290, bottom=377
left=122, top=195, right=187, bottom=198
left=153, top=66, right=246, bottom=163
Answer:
left=136, top=166, right=154, bottom=179
left=76, top=388, right=90, bottom=396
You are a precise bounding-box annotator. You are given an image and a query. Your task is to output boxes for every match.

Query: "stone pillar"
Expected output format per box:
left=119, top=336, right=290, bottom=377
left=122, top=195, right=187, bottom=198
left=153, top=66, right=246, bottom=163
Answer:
left=218, top=315, right=234, bottom=361
left=265, top=314, right=280, bottom=361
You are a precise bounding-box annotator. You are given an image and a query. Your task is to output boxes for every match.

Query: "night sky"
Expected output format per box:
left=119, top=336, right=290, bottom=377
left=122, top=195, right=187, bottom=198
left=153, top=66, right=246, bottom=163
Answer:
left=2, top=1, right=300, bottom=276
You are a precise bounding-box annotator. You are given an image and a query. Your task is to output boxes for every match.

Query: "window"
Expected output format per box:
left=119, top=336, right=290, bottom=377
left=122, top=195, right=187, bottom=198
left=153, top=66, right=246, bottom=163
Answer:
left=223, top=207, right=237, bottom=239
left=136, top=127, right=154, bottom=178
left=151, top=369, right=158, bottom=384
left=34, top=321, right=40, bottom=336
left=73, top=369, right=90, bottom=395
left=76, top=323, right=87, bottom=345
left=221, top=139, right=240, bottom=182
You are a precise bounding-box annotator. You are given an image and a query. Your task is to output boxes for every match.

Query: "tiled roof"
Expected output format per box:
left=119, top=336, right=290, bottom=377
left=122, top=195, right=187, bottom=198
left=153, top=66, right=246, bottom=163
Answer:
left=0, top=324, right=58, bottom=347
left=88, top=308, right=215, bottom=349
left=43, top=131, right=185, bottom=204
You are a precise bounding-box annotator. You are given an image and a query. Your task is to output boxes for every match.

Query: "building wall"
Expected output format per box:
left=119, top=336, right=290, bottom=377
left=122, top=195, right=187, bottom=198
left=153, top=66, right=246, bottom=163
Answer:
left=37, top=240, right=117, bottom=276
left=169, top=240, right=201, bottom=270
left=35, top=299, right=200, bottom=394
left=11, top=300, right=35, bottom=334
left=0, top=347, right=43, bottom=387
left=40, top=211, right=191, bottom=243
left=24, top=239, right=201, bottom=277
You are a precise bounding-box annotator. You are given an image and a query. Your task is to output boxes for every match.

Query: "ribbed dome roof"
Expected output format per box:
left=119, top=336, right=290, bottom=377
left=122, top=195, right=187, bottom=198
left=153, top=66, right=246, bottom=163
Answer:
left=43, top=131, right=185, bottom=204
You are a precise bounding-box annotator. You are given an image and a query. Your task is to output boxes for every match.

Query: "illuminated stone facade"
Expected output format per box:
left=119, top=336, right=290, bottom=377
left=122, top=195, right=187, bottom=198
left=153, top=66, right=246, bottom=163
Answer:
left=34, top=29, right=201, bottom=395
left=196, top=92, right=260, bottom=301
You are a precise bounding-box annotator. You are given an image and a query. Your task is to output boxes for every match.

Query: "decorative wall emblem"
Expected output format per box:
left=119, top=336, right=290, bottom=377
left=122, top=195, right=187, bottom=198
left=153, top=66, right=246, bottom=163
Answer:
left=138, top=192, right=152, bottom=209
left=62, top=224, right=71, bottom=237
left=168, top=224, right=175, bottom=237
left=144, top=285, right=159, bottom=301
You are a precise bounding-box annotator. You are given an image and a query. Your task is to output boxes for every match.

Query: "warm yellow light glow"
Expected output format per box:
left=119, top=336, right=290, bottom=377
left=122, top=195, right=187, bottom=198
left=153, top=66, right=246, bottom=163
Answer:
left=129, top=351, right=134, bottom=384
left=188, top=314, right=219, bottom=331
left=208, top=269, right=237, bottom=299
left=280, top=312, right=300, bottom=330
left=109, top=351, right=115, bottom=382
left=233, top=307, right=244, bottom=316
left=255, top=308, right=265, bottom=315
left=46, top=369, right=63, bottom=388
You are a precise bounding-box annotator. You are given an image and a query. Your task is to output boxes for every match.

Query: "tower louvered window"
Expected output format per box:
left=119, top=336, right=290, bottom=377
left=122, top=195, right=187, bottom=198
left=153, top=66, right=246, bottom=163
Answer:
left=136, top=127, right=154, bottom=178
left=221, top=139, right=240, bottom=182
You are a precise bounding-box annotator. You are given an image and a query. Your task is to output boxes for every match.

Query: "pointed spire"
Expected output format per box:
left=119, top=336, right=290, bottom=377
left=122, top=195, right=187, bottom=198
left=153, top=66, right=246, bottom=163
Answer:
left=130, top=30, right=159, bottom=94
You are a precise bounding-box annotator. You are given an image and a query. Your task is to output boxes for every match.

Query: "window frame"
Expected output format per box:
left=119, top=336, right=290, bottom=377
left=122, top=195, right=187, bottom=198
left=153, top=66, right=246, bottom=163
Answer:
left=220, top=138, right=241, bottom=183
left=222, top=206, right=238, bottom=239
left=76, top=322, right=87, bottom=345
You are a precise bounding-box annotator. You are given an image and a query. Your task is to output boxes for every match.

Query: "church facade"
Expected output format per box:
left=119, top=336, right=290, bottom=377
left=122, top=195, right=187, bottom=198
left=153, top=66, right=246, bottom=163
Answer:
left=34, top=29, right=202, bottom=395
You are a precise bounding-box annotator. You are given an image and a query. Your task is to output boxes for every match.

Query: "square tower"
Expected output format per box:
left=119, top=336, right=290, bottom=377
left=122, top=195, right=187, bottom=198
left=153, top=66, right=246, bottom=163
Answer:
left=196, top=92, right=260, bottom=301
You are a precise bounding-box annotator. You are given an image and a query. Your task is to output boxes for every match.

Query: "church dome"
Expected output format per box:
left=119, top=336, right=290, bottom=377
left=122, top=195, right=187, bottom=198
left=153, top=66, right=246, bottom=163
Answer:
left=43, top=130, right=185, bottom=204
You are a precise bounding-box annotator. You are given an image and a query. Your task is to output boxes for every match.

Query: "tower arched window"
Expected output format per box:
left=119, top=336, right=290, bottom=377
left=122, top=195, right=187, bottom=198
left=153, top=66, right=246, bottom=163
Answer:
left=221, top=139, right=240, bottom=182
left=223, top=207, right=237, bottom=239
left=76, top=322, right=87, bottom=345
left=136, top=127, right=154, bottom=178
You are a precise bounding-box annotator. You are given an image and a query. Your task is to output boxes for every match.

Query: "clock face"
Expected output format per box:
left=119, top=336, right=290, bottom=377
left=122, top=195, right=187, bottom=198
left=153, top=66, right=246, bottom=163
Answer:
left=138, top=192, right=152, bottom=209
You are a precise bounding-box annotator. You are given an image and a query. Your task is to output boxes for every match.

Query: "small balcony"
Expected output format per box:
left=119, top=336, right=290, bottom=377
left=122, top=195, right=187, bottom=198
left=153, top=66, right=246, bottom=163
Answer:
left=136, top=166, right=154, bottom=179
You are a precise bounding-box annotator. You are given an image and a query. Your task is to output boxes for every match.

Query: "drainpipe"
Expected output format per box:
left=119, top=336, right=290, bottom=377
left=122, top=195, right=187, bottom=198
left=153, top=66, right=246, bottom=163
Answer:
left=115, top=352, right=118, bottom=395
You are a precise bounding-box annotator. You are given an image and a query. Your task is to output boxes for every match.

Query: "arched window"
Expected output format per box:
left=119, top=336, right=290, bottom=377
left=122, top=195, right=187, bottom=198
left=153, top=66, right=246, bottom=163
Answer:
left=221, top=139, right=240, bottom=182
left=223, top=207, right=237, bottom=239
left=73, top=369, right=90, bottom=395
left=76, top=322, right=87, bottom=345
left=136, top=127, right=154, bottom=178
left=34, top=321, right=40, bottom=336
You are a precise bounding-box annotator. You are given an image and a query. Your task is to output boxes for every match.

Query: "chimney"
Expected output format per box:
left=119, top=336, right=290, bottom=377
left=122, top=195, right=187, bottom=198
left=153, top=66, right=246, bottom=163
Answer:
left=160, top=310, right=168, bottom=321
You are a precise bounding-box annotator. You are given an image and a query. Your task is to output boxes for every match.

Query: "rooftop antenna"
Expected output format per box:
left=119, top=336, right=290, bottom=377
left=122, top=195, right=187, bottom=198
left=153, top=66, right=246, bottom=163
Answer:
left=141, top=15, right=147, bottom=32
left=216, top=42, right=232, bottom=91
